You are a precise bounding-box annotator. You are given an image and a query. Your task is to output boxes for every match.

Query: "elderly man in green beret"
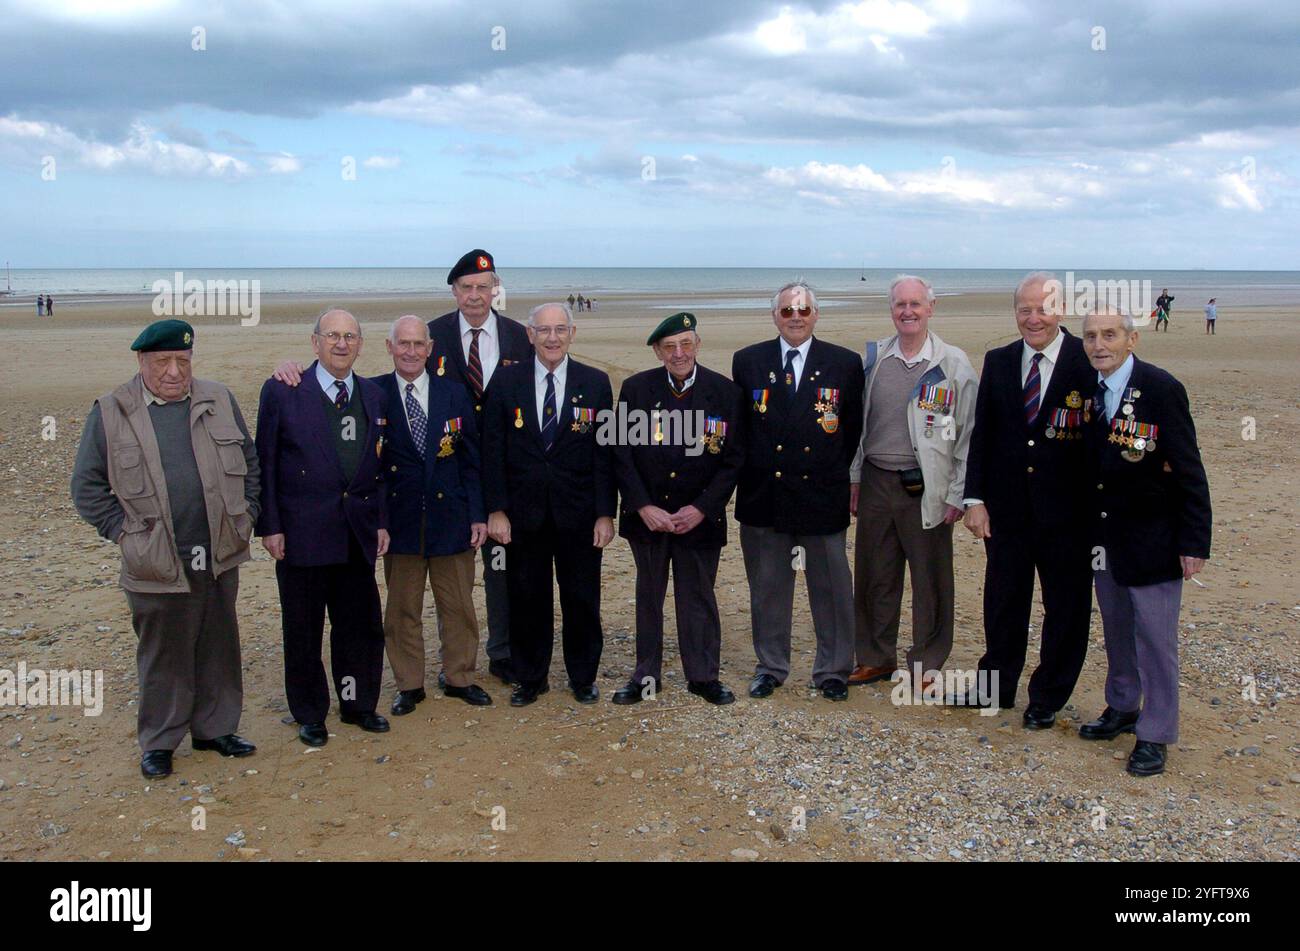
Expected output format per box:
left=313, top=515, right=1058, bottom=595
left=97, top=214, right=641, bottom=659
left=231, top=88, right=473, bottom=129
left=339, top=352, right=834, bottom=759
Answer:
left=71, top=319, right=261, bottom=779
left=610, top=312, right=745, bottom=705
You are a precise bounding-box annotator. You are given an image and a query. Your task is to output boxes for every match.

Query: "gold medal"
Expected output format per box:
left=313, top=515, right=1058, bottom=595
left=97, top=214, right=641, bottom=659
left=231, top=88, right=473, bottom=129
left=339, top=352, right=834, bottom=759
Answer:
left=437, top=435, right=454, bottom=458
left=514, top=407, right=524, bottom=429
left=1065, top=390, right=1082, bottom=409
left=759, top=403, right=767, bottom=414
left=820, top=409, right=839, bottom=434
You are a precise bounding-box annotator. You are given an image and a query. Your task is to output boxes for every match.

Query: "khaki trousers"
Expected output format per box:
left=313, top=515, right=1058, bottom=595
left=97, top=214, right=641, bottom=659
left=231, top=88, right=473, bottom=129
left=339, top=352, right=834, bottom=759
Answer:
left=383, top=549, right=479, bottom=689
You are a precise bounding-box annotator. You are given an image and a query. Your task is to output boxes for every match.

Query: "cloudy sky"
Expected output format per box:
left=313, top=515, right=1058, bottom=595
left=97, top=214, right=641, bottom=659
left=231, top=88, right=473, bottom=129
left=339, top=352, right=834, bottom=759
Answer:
left=1, top=0, right=1296, bottom=268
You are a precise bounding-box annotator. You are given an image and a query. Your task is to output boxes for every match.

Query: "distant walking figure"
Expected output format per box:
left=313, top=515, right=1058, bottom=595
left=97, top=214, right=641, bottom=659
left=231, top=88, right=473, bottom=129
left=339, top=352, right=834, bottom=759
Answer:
left=37, top=294, right=44, bottom=316
left=45, top=295, right=54, bottom=317
left=1154, top=288, right=1173, bottom=332
left=567, top=293, right=576, bottom=309
left=1204, top=298, right=1217, bottom=335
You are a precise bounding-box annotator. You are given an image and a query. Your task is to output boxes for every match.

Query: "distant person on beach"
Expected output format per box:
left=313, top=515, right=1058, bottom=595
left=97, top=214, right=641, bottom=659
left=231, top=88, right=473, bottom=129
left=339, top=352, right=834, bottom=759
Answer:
left=610, top=310, right=743, bottom=708
left=732, top=281, right=865, bottom=702
left=1080, top=307, right=1211, bottom=777
left=71, top=319, right=261, bottom=779
left=36, top=294, right=44, bottom=316
left=1204, top=298, right=1217, bottom=335
left=45, top=295, right=54, bottom=316
left=1154, top=288, right=1173, bottom=332
left=567, top=293, right=576, bottom=309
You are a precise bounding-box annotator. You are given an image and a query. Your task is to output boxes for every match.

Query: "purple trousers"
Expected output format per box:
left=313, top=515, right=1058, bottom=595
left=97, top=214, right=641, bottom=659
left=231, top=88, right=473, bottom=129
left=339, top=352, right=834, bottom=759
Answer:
left=1092, top=568, right=1183, bottom=743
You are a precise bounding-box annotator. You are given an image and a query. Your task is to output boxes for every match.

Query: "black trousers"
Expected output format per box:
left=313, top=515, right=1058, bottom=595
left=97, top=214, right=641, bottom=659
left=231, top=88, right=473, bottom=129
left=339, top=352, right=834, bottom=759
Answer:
left=275, top=533, right=385, bottom=724
left=506, top=517, right=603, bottom=689
left=976, top=526, right=1093, bottom=710
left=628, top=535, right=723, bottom=684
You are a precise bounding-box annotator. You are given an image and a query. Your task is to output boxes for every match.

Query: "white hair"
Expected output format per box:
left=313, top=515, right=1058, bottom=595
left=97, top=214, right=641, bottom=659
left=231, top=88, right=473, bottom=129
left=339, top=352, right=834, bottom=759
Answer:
left=388, top=314, right=430, bottom=343
left=889, top=274, right=934, bottom=304
left=771, top=281, right=818, bottom=312
left=1013, top=271, right=1059, bottom=309
left=528, top=302, right=574, bottom=327
left=1083, top=307, right=1136, bottom=332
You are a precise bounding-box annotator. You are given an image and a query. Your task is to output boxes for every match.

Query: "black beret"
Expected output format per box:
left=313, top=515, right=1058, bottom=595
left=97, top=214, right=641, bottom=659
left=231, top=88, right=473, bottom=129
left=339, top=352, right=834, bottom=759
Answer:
left=646, top=311, right=698, bottom=346
left=131, top=319, right=194, bottom=352
left=447, top=249, right=495, bottom=285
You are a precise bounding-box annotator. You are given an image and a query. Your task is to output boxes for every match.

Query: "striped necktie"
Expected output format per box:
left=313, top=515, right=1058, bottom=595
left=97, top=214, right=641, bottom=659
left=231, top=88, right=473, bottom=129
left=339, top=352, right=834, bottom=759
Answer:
left=541, top=372, right=557, bottom=451
left=1023, top=352, right=1043, bottom=424
left=1095, top=379, right=1109, bottom=426
left=466, top=328, right=484, bottom=398
left=333, top=379, right=349, bottom=410
left=405, top=382, right=428, bottom=459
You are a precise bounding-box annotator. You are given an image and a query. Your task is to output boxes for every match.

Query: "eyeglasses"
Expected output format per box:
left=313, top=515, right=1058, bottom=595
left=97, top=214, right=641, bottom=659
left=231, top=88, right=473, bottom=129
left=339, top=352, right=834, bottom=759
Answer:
left=531, top=325, right=571, bottom=338
left=778, top=306, right=813, bottom=318
left=317, top=331, right=360, bottom=345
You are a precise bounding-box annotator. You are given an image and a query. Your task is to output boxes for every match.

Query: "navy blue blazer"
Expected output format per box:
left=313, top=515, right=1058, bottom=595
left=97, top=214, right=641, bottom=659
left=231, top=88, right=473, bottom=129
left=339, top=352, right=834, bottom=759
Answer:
left=426, top=309, right=534, bottom=425
left=254, top=361, right=389, bottom=567
left=1085, top=357, right=1212, bottom=587
left=377, top=370, right=485, bottom=558
left=731, top=337, right=865, bottom=535
left=964, top=329, right=1096, bottom=535
left=481, top=358, right=617, bottom=532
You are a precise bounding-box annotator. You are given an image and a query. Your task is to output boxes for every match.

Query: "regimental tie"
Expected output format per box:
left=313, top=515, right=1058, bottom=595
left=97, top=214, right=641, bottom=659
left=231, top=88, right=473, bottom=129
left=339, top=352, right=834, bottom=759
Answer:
left=334, top=379, right=349, bottom=411
left=671, top=374, right=691, bottom=397
left=541, top=371, right=557, bottom=451
left=466, top=328, right=485, bottom=399
left=1023, top=352, right=1043, bottom=424
left=1095, top=379, right=1109, bottom=426
left=405, top=382, right=428, bottom=459
left=783, top=349, right=799, bottom=405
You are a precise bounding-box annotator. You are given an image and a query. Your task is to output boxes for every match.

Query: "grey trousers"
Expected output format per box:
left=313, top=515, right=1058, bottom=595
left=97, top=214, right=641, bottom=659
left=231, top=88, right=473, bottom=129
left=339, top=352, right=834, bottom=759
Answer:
left=739, top=524, right=855, bottom=687
left=1093, top=568, right=1183, bottom=743
left=853, top=462, right=955, bottom=673
left=124, top=563, right=243, bottom=752
left=628, top=536, right=723, bottom=684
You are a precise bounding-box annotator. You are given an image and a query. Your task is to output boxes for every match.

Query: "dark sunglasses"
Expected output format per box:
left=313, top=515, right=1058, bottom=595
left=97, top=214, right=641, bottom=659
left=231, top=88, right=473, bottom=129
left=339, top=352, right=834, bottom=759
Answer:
left=779, top=306, right=813, bottom=318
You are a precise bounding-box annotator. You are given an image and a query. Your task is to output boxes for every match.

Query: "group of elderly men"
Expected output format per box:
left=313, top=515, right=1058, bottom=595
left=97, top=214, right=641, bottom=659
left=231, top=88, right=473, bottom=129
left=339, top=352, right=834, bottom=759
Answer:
left=71, top=251, right=1211, bottom=782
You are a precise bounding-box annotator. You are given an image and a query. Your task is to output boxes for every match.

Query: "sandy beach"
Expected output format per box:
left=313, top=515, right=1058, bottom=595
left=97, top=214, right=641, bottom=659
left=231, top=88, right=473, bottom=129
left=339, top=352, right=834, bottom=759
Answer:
left=0, top=288, right=1295, bottom=862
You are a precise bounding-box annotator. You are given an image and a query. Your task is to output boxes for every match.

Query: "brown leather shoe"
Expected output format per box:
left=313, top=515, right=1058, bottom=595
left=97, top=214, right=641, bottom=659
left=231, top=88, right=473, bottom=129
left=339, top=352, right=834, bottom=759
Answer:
left=848, top=664, right=897, bottom=685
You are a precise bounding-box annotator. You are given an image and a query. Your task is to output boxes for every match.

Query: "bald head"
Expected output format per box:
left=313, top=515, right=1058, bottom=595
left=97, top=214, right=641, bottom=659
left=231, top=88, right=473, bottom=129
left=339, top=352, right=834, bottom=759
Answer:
left=312, top=308, right=364, bottom=378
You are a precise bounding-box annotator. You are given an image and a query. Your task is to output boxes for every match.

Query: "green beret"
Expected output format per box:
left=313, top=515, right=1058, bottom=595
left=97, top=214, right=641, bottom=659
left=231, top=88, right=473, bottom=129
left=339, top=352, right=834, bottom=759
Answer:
left=646, top=311, right=698, bottom=346
left=131, top=319, right=195, bottom=352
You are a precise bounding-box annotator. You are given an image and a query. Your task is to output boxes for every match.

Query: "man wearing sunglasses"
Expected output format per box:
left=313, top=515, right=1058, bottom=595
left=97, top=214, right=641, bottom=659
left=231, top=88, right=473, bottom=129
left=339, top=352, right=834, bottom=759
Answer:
left=732, top=282, right=865, bottom=701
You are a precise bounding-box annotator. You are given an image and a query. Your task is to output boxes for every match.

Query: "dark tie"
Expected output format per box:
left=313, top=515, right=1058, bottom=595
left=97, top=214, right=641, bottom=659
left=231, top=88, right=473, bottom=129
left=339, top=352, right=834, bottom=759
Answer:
left=333, top=379, right=349, bottom=410
left=405, top=382, right=428, bottom=459
left=541, top=372, right=557, bottom=451
left=783, top=349, right=799, bottom=404
left=1023, top=352, right=1043, bottom=424
left=467, top=328, right=485, bottom=399
left=1095, top=379, right=1109, bottom=426
left=671, top=374, right=691, bottom=396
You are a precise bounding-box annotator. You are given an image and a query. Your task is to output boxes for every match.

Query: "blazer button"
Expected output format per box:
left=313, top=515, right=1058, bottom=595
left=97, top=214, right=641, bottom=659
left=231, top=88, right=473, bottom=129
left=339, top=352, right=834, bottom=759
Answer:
left=1026, top=466, right=1034, bottom=473
left=342, top=491, right=349, bottom=498
left=776, top=444, right=783, bottom=452
left=475, top=404, right=482, bottom=412
left=775, top=471, right=782, bottom=478
left=1027, top=439, right=1035, bottom=447
left=1097, top=483, right=1104, bottom=490
left=669, top=471, right=677, bottom=479
left=802, top=474, right=809, bottom=480
left=391, top=465, right=397, bottom=472
left=1100, top=511, right=1108, bottom=519
left=804, top=446, right=811, bottom=452
left=437, top=492, right=444, bottom=499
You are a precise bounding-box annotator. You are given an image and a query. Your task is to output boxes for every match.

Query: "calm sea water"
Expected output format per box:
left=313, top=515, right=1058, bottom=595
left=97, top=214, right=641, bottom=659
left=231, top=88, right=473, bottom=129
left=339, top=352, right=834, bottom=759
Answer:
left=4, top=267, right=1300, bottom=306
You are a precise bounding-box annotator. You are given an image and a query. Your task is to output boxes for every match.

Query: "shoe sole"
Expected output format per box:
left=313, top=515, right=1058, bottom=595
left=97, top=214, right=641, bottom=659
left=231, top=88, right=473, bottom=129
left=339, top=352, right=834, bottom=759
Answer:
left=689, top=692, right=736, bottom=705
left=1023, top=719, right=1055, bottom=730
left=1126, top=763, right=1165, bottom=777
left=611, top=696, right=643, bottom=705
left=823, top=693, right=849, bottom=702
left=1079, top=724, right=1137, bottom=741
left=341, top=720, right=390, bottom=733
left=192, top=743, right=256, bottom=757
left=299, top=736, right=327, bottom=747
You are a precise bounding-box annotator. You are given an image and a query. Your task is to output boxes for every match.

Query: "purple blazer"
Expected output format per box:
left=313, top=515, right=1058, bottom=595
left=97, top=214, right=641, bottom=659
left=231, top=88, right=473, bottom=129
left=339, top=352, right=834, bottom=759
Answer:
left=255, top=361, right=390, bottom=566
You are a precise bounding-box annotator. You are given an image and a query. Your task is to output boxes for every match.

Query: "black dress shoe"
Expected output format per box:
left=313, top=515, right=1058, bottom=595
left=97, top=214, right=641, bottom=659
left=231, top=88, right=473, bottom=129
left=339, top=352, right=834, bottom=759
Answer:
left=1126, top=740, right=1167, bottom=777
left=298, top=722, right=328, bottom=747
left=612, top=680, right=650, bottom=705
left=748, top=673, right=780, bottom=698
left=390, top=688, right=426, bottom=716
left=140, top=750, right=173, bottom=778
left=688, top=680, right=736, bottom=705
left=1022, top=705, right=1056, bottom=730
left=488, top=659, right=516, bottom=685
left=340, top=711, right=390, bottom=733
left=443, top=683, right=493, bottom=706
left=510, top=681, right=549, bottom=707
left=192, top=733, right=256, bottom=757
left=821, top=679, right=849, bottom=701
left=1079, top=706, right=1139, bottom=741
left=572, top=683, right=599, bottom=704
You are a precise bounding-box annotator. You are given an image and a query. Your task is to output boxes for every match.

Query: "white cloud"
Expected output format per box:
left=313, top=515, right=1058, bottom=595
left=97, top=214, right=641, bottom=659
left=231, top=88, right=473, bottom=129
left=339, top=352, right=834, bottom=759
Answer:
left=363, top=155, right=401, bottom=169
left=266, top=152, right=302, bottom=174
left=0, top=115, right=251, bottom=177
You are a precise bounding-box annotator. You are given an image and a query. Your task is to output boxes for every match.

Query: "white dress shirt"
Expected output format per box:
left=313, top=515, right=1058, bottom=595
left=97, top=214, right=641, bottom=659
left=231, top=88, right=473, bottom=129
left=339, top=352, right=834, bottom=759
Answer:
left=315, top=362, right=356, bottom=402
left=778, top=336, right=813, bottom=389
left=881, top=332, right=934, bottom=368
left=396, top=370, right=429, bottom=437
left=1098, top=353, right=1136, bottom=423
left=534, top=355, right=569, bottom=430
left=460, top=311, right=500, bottom=389
left=1021, top=326, right=1066, bottom=399
left=667, top=365, right=697, bottom=393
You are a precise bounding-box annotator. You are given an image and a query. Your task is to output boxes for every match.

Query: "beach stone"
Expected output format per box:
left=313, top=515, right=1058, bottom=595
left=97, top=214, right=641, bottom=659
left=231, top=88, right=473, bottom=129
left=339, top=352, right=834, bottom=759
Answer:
left=729, top=848, right=759, bottom=861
